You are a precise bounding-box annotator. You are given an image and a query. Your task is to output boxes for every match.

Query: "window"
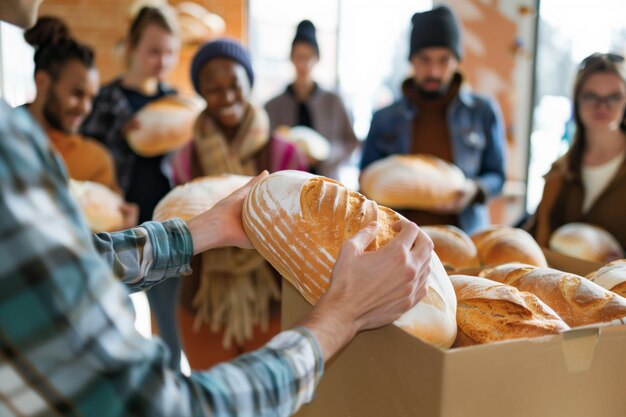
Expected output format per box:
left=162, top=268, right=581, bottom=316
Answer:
left=527, top=0, right=626, bottom=212
left=0, top=22, right=35, bottom=106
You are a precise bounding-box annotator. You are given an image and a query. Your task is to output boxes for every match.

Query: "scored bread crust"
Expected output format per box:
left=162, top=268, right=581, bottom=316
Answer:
left=479, top=262, right=626, bottom=327
left=450, top=275, right=570, bottom=347
left=243, top=170, right=458, bottom=348
left=587, top=260, right=626, bottom=297
left=359, top=154, right=466, bottom=210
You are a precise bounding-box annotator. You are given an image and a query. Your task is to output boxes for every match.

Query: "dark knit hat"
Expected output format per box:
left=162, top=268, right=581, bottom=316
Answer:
left=409, top=5, right=462, bottom=60
left=292, top=20, right=319, bottom=57
left=190, top=38, right=254, bottom=94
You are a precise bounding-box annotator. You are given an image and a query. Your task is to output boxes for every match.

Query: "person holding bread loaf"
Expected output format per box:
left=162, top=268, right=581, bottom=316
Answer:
left=360, top=5, right=506, bottom=234
left=24, top=16, right=139, bottom=230
left=169, top=38, right=309, bottom=369
left=0, top=4, right=434, bottom=412
left=264, top=19, right=358, bottom=180
left=80, top=6, right=184, bottom=370
left=528, top=53, right=626, bottom=252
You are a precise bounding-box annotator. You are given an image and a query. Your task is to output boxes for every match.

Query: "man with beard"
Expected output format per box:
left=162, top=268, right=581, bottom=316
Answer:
left=25, top=16, right=121, bottom=194
left=360, top=5, right=506, bottom=234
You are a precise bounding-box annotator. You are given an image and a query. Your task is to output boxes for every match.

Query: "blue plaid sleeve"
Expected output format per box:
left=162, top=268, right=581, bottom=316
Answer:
left=0, top=102, right=324, bottom=417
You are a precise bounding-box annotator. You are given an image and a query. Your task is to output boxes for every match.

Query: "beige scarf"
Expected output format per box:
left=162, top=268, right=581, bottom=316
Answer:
left=192, top=105, right=280, bottom=349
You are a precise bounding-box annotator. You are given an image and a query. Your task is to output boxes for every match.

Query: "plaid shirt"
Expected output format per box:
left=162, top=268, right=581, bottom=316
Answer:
left=0, top=101, right=323, bottom=417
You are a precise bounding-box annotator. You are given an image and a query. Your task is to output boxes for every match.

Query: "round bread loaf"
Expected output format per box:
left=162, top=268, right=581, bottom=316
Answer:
left=479, top=263, right=626, bottom=327
left=471, top=226, right=548, bottom=267
left=479, top=262, right=538, bottom=284
left=421, top=225, right=480, bottom=271
left=127, top=95, right=204, bottom=157
left=242, top=170, right=458, bottom=348
left=450, top=275, right=570, bottom=347
left=153, top=175, right=251, bottom=221
left=587, top=260, right=626, bottom=298
left=69, top=179, right=124, bottom=232
left=275, top=125, right=330, bottom=162
left=359, top=154, right=466, bottom=210
left=549, top=223, right=625, bottom=263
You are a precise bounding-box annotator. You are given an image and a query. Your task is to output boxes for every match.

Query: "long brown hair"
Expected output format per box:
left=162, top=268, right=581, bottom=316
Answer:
left=568, top=53, right=626, bottom=173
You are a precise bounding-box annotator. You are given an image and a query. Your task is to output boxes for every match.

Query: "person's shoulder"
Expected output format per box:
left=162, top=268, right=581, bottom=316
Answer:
left=265, top=91, right=291, bottom=107
left=78, top=135, right=114, bottom=161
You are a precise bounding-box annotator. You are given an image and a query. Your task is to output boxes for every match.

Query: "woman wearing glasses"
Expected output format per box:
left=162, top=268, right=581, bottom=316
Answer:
left=529, top=53, right=626, bottom=251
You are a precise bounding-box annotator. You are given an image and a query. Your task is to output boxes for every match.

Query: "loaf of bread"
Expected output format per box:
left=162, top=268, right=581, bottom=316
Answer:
left=127, top=95, right=204, bottom=157
left=69, top=179, right=124, bottom=232
left=587, top=260, right=626, bottom=298
left=479, top=262, right=538, bottom=284
left=450, top=275, right=569, bottom=347
left=359, top=154, right=466, bottom=210
left=153, top=175, right=251, bottom=221
left=242, top=170, right=458, bottom=348
left=549, top=223, right=625, bottom=263
left=479, top=263, right=626, bottom=327
left=421, top=225, right=480, bottom=271
left=471, top=226, right=548, bottom=267
left=275, top=125, right=330, bottom=162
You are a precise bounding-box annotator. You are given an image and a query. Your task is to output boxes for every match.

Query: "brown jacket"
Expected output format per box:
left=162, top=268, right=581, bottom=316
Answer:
left=529, top=154, right=626, bottom=251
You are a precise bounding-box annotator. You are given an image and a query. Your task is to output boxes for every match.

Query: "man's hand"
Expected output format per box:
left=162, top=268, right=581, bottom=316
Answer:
left=119, top=201, right=139, bottom=230
left=122, top=118, right=141, bottom=137
left=186, top=171, right=269, bottom=255
left=300, top=219, right=433, bottom=360
left=431, top=179, right=479, bottom=214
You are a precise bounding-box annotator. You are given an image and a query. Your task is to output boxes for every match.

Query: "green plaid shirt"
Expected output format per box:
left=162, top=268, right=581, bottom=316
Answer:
left=0, top=101, right=323, bottom=417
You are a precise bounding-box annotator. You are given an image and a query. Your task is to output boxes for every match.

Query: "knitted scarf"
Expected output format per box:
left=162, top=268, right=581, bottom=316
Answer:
left=192, top=105, right=280, bottom=349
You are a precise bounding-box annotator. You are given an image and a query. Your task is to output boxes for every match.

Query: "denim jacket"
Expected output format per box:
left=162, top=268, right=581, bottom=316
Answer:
left=360, top=85, right=506, bottom=234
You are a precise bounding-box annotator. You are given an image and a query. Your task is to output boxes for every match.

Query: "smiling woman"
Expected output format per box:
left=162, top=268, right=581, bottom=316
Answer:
left=169, top=38, right=308, bottom=369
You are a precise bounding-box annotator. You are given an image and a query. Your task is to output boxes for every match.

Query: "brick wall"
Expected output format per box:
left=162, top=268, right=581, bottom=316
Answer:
left=39, top=0, right=248, bottom=94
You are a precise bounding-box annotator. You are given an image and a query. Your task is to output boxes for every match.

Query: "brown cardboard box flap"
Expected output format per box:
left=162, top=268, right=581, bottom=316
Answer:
left=283, top=283, right=626, bottom=417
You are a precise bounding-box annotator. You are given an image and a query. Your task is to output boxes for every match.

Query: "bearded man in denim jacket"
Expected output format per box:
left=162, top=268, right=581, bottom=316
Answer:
left=360, top=5, right=506, bottom=234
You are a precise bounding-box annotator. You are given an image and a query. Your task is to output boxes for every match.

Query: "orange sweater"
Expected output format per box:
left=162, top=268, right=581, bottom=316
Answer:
left=47, top=128, right=121, bottom=193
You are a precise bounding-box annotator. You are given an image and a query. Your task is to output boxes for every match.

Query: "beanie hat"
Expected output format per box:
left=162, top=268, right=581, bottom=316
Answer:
left=292, top=20, right=319, bottom=57
left=409, top=5, right=462, bottom=60
left=190, top=38, right=254, bottom=94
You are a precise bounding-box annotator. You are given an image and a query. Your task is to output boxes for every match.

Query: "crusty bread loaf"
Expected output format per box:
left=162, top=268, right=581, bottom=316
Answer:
left=69, top=179, right=124, bottom=232
left=471, top=226, right=548, bottom=267
left=421, top=225, right=480, bottom=271
left=242, top=170, right=458, bottom=348
left=479, top=262, right=538, bottom=284
left=450, top=275, right=569, bottom=347
left=479, top=264, right=626, bottom=327
left=359, top=154, right=466, bottom=210
left=587, top=260, right=626, bottom=298
left=549, top=223, right=625, bottom=263
left=127, top=95, right=204, bottom=157
left=275, top=125, right=330, bottom=162
left=153, top=175, right=251, bottom=221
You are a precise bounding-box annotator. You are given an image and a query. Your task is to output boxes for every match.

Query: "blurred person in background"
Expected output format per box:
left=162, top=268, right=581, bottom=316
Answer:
left=81, top=5, right=183, bottom=371
left=170, top=38, right=307, bottom=369
left=528, top=53, right=626, bottom=252
left=360, top=5, right=506, bottom=235
left=265, top=20, right=358, bottom=180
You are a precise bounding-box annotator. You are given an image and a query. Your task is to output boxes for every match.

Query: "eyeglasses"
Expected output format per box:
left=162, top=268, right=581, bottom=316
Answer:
left=578, top=92, right=626, bottom=110
left=579, top=53, right=625, bottom=70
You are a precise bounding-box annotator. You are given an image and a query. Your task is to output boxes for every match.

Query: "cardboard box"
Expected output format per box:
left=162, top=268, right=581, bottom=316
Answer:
left=283, top=283, right=626, bottom=417
left=542, top=248, right=603, bottom=277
